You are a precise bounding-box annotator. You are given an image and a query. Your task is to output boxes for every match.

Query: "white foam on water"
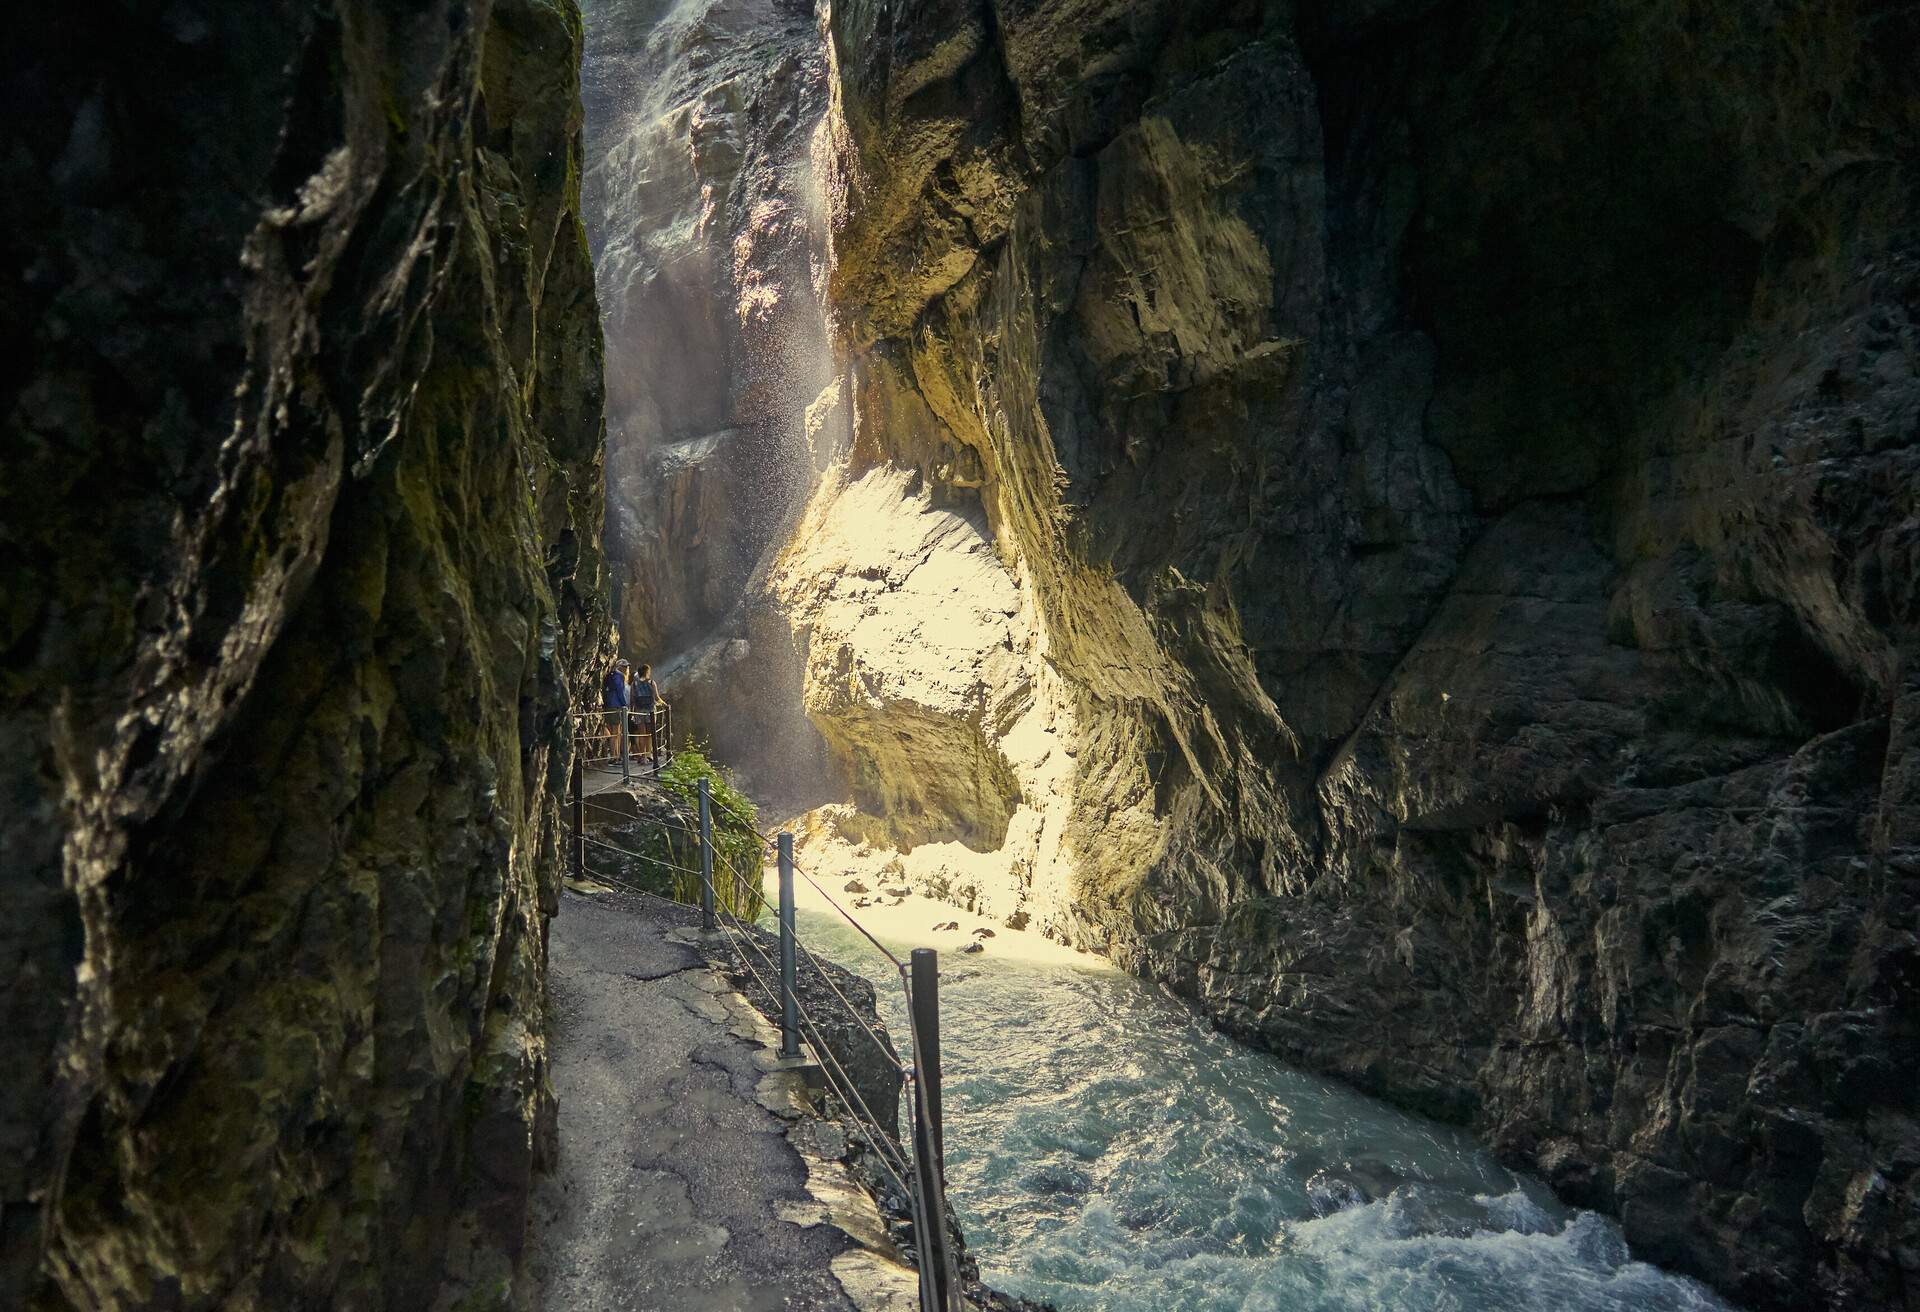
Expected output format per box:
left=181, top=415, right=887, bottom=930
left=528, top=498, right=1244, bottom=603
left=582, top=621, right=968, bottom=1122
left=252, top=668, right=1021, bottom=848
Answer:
left=787, top=903, right=1741, bottom=1312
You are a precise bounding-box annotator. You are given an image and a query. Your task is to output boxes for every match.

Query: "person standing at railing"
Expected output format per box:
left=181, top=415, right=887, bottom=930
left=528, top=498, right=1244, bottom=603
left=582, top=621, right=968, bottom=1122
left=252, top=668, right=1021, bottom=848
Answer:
left=631, top=662, right=666, bottom=765
left=601, top=657, right=632, bottom=781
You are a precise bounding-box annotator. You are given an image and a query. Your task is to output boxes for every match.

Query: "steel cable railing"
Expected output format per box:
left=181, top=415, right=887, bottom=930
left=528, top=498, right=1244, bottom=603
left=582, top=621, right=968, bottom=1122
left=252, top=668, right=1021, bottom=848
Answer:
left=580, top=801, right=718, bottom=852
left=582, top=775, right=901, bottom=1084
left=789, top=860, right=906, bottom=969
left=695, top=788, right=908, bottom=972
left=578, top=831, right=705, bottom=880
left=709, top=843, right=958, bottom=1309
left=704, top=847, right=906, bottom=1081
left=571, top=706, right=674, bottom=776
left=697, top=788, right=908, bottom=972
left=576, top=817, right=916, bottom=1200
left=697, top=849, right=922, bottom=1206
left=564, top=746, right=960, bottom=1310
left=703, top=784, right=771, bottom=841
left=703, top=821, right=931, bottom=1101
left=707, top=900, right=916, bottom=1197
left=578, top=795, right=764, bottom=920
left=790, top=929, right=904, bottom=1071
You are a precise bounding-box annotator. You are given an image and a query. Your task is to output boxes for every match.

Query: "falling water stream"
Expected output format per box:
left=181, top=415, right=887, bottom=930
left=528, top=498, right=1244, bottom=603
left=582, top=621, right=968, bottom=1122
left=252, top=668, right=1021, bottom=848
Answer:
left=788, top=906, right=1736, bottom=1312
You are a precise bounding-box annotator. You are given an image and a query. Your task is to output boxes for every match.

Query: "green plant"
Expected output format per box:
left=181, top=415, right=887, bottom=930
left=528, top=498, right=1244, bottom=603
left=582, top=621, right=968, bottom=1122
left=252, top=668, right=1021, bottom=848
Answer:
left=656, top=744, right=766, bottom=921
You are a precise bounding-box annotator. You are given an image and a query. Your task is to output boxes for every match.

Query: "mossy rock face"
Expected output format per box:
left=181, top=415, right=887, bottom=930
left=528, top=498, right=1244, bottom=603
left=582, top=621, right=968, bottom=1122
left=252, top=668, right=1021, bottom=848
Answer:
left=2, top=1, right=606, bottom=1307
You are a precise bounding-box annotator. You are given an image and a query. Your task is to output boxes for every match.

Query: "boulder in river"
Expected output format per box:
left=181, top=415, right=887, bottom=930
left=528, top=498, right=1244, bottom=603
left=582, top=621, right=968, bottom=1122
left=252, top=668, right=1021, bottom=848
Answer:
left=1305, top=1170, right=1369, bottom=1218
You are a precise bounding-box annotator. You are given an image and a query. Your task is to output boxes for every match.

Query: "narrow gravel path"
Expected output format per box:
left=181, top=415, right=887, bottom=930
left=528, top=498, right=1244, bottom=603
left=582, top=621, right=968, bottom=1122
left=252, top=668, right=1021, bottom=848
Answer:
left=530, top=888, right=914, bottom=1312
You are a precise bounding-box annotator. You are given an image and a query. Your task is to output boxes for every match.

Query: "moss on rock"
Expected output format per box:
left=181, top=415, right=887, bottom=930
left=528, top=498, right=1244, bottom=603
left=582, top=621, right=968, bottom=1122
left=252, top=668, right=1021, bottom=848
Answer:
left=1, top=1, right=607, bottom=1307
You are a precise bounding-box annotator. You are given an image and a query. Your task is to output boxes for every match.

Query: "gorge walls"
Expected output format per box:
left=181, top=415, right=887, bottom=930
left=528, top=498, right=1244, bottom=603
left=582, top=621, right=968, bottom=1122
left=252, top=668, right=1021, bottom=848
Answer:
left=581, top=0, right=1916, bottom=1306
left=0, top=2, right=606, bottom=1307
left=804, top=2, right=1919, bottom=1309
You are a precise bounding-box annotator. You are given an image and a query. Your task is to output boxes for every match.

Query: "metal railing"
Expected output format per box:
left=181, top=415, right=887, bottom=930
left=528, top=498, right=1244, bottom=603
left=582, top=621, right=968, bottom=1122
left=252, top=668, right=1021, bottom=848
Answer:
left=565, top=760, right=961, bottom=1311
left=574, top=705, right=673, bottom=780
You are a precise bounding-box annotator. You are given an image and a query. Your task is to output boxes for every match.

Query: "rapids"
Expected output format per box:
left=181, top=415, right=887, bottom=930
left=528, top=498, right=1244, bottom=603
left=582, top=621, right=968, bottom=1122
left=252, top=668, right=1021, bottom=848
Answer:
left=791, top=906, right=1737, bottom=1312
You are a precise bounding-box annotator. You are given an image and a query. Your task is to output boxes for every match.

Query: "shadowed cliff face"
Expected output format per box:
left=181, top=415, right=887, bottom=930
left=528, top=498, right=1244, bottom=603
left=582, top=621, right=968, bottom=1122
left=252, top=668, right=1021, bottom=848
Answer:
left=564, top=0, right=1913, bottom=1304
left=0, top=2, right=605, bottom=1307
left=801, top=0, right=1918, bottom=1309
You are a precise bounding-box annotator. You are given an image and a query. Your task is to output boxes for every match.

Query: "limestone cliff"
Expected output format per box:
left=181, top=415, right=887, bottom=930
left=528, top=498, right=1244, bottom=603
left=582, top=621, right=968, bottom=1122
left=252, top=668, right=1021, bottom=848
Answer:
left=1, top=2, right=605, bottom=1307
left=803, top=3, right=1920, bottom=1309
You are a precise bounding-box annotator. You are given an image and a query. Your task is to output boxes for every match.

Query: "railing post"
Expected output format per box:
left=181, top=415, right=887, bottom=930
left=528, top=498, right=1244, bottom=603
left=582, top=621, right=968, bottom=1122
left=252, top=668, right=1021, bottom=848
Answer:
left=618, top=709, right=631, bottom=783
left=651, top=706, right=663, bottom=773
left=910, top=948, right=944, bottom=1161
left=777, top=832, right=799, bottom=1058
left=698, top=775, right=717, bottom=932
left=909, top=947, right=956, bottom=1310
left=570, top=752, right=584, bottom=883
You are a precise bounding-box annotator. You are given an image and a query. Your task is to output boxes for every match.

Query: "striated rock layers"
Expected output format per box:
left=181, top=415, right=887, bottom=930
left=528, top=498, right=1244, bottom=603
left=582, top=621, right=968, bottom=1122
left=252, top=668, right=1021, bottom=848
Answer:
left=795, top=2, right=1917, bottom=1310
left=1, top=2, right=605, bottom=1308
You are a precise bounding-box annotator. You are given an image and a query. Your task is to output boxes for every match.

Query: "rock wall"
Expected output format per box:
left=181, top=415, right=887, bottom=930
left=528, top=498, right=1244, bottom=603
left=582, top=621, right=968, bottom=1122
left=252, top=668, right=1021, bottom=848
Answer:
left=581, top=0, right=839, bottom=661
left=0, top=2, right=606, bottom=1307
left=580, top=0, right=859, bottom=802
left=800, top=1, right=1919, bottom=1309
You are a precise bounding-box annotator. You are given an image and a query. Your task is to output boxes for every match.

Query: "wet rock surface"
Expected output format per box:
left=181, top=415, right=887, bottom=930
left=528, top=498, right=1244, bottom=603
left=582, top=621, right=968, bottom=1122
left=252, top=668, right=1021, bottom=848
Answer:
left=578, top=0, right=853, bottom=809
left=580, top=0, right=840, bottom=658
left=1, top=2, right=606, bottom=1306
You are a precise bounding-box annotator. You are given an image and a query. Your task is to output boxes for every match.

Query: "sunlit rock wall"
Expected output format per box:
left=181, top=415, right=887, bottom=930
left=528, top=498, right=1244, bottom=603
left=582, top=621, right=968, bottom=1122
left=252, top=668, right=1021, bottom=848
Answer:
left=805, top=1, right=1920, bottom=1309
left=0, top=2, right=605, bottom=1307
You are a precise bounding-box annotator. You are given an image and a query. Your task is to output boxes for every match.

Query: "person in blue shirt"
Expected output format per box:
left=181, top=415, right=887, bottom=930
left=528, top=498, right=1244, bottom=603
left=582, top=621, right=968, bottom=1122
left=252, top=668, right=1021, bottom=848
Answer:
left=602, top=658, right=629, bottom=710
left=601, top=658, right=631, bottom=774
